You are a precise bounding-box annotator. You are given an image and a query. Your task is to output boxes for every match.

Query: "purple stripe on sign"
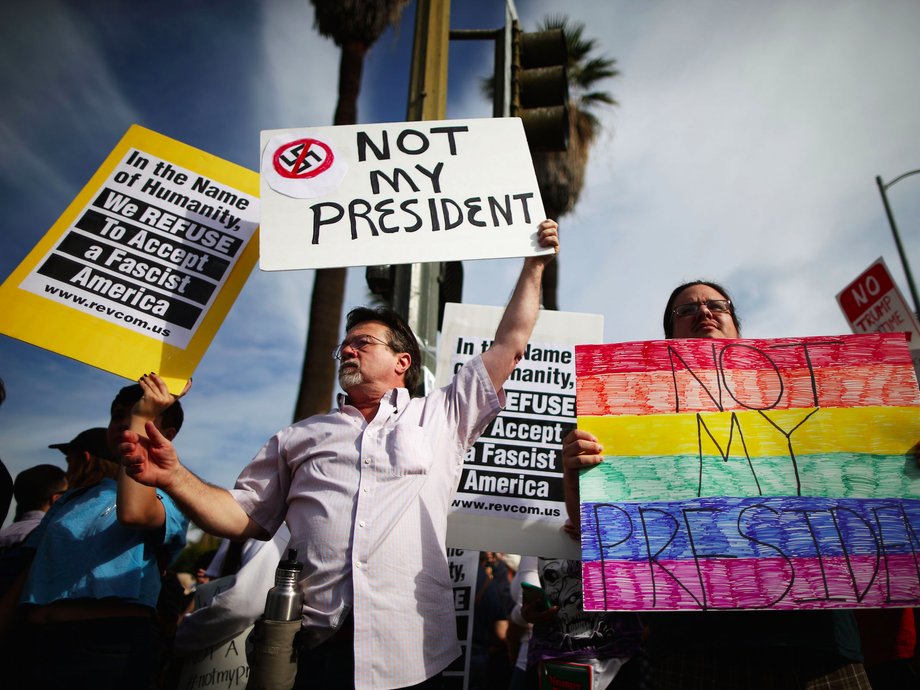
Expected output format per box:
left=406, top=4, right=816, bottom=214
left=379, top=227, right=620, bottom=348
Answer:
left=582, top=554, right=920, bottom=611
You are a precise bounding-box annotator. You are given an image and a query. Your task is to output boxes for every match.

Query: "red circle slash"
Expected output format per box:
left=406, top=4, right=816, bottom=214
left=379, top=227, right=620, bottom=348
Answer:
left=272, top=138, right=334, bottom=179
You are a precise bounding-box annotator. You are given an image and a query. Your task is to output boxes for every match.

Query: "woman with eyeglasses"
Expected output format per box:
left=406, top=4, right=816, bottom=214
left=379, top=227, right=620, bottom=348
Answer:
left=562, top=280, right=872, bottom=690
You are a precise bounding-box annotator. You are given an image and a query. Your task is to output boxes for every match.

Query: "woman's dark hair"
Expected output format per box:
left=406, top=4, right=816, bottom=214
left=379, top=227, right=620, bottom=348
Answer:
left=662, top=280, right=742, bottom=339
left=345, top=306, right=422, bottom=395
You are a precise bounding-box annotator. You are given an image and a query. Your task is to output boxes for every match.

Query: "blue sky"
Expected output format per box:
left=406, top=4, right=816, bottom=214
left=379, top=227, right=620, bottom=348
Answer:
left=2, top=0, right=919, bottom=524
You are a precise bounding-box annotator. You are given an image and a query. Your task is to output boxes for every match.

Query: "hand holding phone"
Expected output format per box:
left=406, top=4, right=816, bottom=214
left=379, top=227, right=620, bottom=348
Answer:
left=521, top=582, right=550, bottom=611
left=521, top=582, right=558, bottom=626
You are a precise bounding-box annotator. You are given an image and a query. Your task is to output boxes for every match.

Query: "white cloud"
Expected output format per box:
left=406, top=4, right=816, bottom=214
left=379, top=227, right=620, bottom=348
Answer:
left=509, top=0, right=920, bottom=343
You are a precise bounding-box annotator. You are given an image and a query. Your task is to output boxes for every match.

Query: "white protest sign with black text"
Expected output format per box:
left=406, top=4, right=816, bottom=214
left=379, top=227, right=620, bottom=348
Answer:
left=439, top=304, right=604, bottom=559
left=259, top=118, right=547, bottom=270
left=175, top=577, right=251, bottom=690
left=445, top=548, right=479, bottom=690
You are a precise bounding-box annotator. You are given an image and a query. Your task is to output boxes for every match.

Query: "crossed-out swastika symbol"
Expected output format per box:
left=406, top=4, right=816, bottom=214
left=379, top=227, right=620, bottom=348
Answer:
left=272, top=138, right=334, bottom=179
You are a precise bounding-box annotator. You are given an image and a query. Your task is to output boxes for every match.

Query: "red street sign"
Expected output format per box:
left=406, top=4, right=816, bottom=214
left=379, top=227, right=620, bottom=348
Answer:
left=836, top=257, right=920, bottom=341
left=838, top=260, right=895, bottom=322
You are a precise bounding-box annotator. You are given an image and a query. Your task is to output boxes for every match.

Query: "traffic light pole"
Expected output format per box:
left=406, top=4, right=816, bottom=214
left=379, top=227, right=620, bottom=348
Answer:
left=395, top=0, right=450, bottom=390
left=392, top=0, right=550, bottom=391
left=450, top=3, right=516, bottom=119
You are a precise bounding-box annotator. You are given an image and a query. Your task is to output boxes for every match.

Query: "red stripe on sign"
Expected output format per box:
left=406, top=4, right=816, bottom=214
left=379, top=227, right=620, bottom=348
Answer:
left=574, top=333, right=912, bottom=377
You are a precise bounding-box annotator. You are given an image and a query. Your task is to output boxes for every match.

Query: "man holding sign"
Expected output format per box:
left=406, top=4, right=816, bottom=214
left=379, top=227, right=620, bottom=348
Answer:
left=119, top=220, right=558, bottom=690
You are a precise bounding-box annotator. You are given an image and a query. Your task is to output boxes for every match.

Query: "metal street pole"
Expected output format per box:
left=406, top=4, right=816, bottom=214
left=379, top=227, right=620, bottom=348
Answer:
left=876, top=170, right=920, bottom=315
left=394, top=0, right=450, bottom=390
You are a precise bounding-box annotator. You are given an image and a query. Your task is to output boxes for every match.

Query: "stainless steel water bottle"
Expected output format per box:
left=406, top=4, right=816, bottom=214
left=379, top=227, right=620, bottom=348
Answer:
left=262, top=548, right=303, bottom=621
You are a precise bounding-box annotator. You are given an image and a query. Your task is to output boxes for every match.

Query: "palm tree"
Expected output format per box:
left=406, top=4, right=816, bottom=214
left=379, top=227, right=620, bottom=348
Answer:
left=293, top=0, right=410, bottom=422
left=509, top=15, right=619, bottom=311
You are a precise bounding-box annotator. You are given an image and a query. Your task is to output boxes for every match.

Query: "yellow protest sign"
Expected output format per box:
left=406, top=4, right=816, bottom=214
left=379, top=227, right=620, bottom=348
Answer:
left=0, top=125, right=259, bottom=392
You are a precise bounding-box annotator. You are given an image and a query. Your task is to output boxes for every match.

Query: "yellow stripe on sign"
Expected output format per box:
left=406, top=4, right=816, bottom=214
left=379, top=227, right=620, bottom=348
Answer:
left=578, top=406, right=920, bottom=457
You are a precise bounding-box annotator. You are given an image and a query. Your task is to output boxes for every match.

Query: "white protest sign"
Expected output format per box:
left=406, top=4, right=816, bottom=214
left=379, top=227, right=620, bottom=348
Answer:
left=444, top=547, right=479, bottom=690
left=176, top=576, right=252, bottom=689
left=258, top=118, right=547, bottom=270
left=439, top=304, right=604, bottom=559
left=176, top=627, right=252, bottom=689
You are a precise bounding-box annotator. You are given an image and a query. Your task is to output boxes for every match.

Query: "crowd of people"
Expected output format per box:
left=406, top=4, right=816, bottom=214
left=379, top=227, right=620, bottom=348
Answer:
left=0, top=219, right=918, bottom=689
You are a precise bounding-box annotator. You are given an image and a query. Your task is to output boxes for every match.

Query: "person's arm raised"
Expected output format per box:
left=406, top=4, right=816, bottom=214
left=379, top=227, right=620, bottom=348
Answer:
left=120, top=421, right=264, bottom=540
left=116, top=374, right=190, bottom=529
left=481, top=219, right=559, bottom=392
left=117, top=466, right=166, bottom=530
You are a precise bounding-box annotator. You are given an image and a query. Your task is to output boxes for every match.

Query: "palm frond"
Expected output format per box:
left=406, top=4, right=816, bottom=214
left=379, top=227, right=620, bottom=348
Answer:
left=310, top=0, right=410, bottom=46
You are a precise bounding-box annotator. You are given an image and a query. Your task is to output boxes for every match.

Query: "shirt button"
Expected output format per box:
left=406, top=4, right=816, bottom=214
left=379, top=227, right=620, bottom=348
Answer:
left=363, top=458, right=370, bottom=465
left=362, top=487, right=369, bottom=494
left=355, top=561, right=362, bottom=568
left=359, top=520, right=366, bottom=528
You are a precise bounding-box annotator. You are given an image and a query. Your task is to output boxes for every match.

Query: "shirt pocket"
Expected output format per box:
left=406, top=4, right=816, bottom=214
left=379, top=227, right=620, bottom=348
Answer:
left=381, top=423, right=435, bottom=476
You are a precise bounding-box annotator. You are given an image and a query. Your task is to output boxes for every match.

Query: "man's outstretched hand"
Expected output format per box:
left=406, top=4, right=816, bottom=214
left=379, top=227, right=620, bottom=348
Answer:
left=120, top=421, right=180, bottom=489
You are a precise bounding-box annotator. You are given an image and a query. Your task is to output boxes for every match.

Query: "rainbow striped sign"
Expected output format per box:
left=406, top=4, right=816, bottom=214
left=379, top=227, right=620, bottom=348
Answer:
left=575, top=333, right=920, bottom=611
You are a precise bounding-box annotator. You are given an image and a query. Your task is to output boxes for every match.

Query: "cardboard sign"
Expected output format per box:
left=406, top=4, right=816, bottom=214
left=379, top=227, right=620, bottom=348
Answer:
left=439, top=303, right=603, bottom=559
left=0, top=125, right=259, bottom=391
left=575, top=333, right=920, bottom=611
left=175, top=576, right=252, bottom=689
left=176, top=626, right=252, bottom=690
left=259, top=118, right=547, bottom=270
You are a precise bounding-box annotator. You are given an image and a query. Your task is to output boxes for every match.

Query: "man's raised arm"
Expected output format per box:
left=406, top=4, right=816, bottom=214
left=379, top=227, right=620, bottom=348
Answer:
left=121, top=423, right=263, bottom=540
left=481, top=219, right=559, bottom=392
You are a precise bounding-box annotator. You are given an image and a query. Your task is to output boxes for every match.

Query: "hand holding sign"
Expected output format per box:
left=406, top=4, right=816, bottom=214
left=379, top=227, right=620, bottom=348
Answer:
left=133, top=372, right=191, bottom=421
left=562, top=428, right=604, bottom=472
left=561, top=428, right=603, bottom=539
left=122, top=371, right=189, bottom=488
left=529, top=219, right=559, bottom=265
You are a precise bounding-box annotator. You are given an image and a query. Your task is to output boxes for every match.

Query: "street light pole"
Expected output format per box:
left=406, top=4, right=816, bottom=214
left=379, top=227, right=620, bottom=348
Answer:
left=876, top=170, right=920, bottom=315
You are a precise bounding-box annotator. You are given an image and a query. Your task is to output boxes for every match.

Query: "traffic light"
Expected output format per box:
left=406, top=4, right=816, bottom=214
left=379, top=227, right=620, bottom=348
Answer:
left=365, top=264, right=395, bottom=302
left=437, top=260, right=463, bottom=330
left=365, top=261, right=461, bottom=333
left=511, top=22, right=569, bottom=151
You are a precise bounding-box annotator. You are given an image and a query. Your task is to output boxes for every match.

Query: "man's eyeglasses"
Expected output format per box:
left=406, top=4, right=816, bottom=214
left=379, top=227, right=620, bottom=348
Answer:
left=672, top=299, right=732, bottom=319
left=332, top=334, right=391, bottom=360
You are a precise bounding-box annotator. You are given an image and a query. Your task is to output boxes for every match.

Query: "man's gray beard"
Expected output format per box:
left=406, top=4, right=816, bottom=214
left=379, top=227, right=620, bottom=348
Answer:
left=338, top=366, right=362, bottom=389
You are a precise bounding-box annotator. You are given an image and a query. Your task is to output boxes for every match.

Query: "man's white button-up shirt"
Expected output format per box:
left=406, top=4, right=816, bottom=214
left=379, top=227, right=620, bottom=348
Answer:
left=230, top=354, right=502, bottom=689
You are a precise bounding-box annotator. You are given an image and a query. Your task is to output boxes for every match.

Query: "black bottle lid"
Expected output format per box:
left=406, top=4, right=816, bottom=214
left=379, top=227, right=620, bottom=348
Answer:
left=278, top=548, right=302, bottom=573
